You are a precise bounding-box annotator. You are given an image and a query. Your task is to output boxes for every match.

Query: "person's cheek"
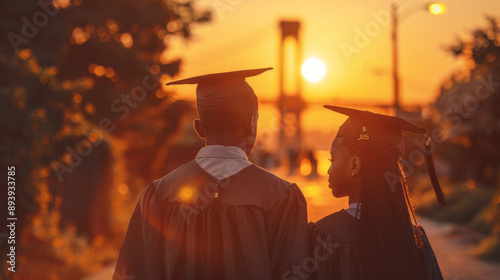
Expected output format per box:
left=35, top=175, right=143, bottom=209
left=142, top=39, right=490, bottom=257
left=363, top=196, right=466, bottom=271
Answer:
left=331, top=166, right=337, bottom=183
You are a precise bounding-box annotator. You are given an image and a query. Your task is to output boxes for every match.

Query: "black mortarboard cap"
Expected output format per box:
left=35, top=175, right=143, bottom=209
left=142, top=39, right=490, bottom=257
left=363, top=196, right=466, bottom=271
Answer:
left=166, top=67, right=273, bottom=108
left=324, top=105, right=446, bottom=206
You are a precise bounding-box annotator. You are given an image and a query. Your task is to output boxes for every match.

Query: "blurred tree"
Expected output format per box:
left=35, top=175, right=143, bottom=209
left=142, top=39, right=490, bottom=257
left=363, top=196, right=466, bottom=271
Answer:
left=431, top=16, right=500, bottom=185
left=430, top=16, right=500, bottom=262
left=0, top=0, right=210, bottom=277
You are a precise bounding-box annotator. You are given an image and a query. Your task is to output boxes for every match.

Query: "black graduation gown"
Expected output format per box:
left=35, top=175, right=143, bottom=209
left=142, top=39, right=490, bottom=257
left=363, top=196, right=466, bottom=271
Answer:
left=114, top=160, right=309, bottom=280
left=308, top=210, right=444, bottom=280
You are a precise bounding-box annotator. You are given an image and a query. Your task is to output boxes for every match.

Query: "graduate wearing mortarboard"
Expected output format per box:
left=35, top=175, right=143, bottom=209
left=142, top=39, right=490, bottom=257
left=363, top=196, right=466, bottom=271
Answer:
left=308, top=106, right=445, bottom=280
left=113, top=68, right=309, bottom=280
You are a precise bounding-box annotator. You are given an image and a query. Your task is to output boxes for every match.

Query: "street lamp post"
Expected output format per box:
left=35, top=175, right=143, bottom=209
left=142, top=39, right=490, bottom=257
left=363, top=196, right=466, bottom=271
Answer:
left=391, top=3, right=400, bottom=116
left=391, top=2, right=446, bottom=116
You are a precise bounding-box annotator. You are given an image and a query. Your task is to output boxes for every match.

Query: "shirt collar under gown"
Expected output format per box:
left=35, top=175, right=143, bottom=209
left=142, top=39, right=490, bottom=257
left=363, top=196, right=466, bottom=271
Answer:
left=195, top=145, right=251, bottom=180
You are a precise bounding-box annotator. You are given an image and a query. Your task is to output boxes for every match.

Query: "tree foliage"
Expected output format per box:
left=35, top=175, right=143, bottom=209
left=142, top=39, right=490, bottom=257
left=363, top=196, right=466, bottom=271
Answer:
left=431, top=16, right=500, bottom=185
left=0, top=1, right=210, bottom=275
left=430, top=16, right=500, bottom=262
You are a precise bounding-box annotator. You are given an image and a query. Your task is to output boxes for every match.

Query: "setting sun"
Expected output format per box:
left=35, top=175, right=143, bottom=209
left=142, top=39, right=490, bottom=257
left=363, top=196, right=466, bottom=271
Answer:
left=301, top=58, right=326, bottom=82
left=428, top=3, right=447, bottom=15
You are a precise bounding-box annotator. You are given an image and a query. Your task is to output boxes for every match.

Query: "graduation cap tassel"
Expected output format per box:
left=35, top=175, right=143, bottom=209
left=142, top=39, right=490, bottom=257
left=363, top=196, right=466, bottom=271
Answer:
left=423, top=133, right=447, bottom=206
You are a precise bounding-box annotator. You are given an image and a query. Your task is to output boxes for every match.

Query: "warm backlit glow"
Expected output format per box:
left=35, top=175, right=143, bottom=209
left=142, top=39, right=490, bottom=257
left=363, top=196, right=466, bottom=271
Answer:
left=105, top=67, right=115, bottom=78
left=40, top=76, right=48, bottom=84
left=18, top=49, right=31, bottom=60
left=73, top=93, right=82, bottom=104
left=302, top=185, right=322, bottom=198
left=53, top=237, right=62, bottom=247
left=94, top=65, right=105, bottom=76
left=37, top=109, right=46, bottom=118
left=316, top=150, right=331, bottom=176
left=105, top=19, right=119, bottom=34
left=428, top=3, right=447, bottom=15
left=89, top=133, right=99, bottom=142
left=53, top=0, right=70, bottom=9
left=39, top=168, right=50, bottom=178
left=72, top=27, right=90, bottom=45
left=118, top=183, right=129, bottom=195
left=299, top=159, right=312, bottom=176
left=84, top=102, right=96, bottom=114
left=120, top=33, right=133, bottom=48
left=301, top=58, right=326, bottom=82
left=178, top=185, right=196, bottom=203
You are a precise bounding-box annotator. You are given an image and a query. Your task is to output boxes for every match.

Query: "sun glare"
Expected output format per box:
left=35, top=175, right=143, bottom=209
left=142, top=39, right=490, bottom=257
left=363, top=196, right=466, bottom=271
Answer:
left=428, top=3, right=447, bottom=15
left=302, top=58, right=326, bottom=83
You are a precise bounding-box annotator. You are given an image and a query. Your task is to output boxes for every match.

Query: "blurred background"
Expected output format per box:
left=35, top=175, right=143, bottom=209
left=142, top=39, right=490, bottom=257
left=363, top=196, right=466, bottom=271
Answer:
left=1, top=0, right=499, bottom=279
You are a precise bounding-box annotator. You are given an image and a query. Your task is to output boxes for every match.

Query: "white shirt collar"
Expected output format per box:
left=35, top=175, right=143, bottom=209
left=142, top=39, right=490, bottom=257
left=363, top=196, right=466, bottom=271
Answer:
left=345, top=203, right=361, bottom=219
left=195, top=145, right=252, bottom=180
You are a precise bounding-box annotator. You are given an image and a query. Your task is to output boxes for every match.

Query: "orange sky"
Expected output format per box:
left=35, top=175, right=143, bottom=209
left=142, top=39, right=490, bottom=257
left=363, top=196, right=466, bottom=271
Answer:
left=164, top=0, right=499, bottom=137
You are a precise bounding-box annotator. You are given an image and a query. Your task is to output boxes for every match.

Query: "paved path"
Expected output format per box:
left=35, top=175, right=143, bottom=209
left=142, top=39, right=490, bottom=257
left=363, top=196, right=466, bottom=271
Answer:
left=84, top=174, right=500, bottom=280
left=419, top=218, right=500, bottom=280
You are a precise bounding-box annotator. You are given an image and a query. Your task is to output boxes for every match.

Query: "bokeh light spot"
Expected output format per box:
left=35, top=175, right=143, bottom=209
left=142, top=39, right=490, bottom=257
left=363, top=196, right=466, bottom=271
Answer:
left=178, top=185, right=196, bottom=203
left=73, top=93, right=82, bottom=104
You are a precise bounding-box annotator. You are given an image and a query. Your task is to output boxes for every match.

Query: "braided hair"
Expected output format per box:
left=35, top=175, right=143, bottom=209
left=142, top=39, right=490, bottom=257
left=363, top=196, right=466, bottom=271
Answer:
left=336, top=118, right=424, bottom=280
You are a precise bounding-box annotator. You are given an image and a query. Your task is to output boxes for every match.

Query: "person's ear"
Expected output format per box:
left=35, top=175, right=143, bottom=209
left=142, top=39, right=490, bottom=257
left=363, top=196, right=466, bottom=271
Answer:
left=351, top=156, right=361, bottom=176
left=250, top=115, right=257, bottom=135
left=244, top=115, right=256, bottom=136
left=193, top=119, right=206, bottom=139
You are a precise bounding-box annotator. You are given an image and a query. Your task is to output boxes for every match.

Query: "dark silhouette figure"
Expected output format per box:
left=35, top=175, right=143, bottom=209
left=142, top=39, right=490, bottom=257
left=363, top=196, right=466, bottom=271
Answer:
left=309, top=106, right=444, bottom=280
left=114, top=68, right=309, bottom=279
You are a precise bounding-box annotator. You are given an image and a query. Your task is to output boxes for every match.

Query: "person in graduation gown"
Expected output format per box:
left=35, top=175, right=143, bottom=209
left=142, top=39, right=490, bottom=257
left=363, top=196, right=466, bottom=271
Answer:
left=113, top=68, right=309, bottom=280
left=308, top=105, right=445, bottom=280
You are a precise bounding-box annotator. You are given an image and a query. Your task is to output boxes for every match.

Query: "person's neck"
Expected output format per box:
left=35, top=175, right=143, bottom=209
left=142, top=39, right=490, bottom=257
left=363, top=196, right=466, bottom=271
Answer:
left=348, top=183, right=361, bottom=205
left=206, top=137, right=245, bottom=147
left=348, top=198, right=360, bottom=205
left=348, top=193, right=361, bottom=205
left=205, top=137, right=252, bottom=156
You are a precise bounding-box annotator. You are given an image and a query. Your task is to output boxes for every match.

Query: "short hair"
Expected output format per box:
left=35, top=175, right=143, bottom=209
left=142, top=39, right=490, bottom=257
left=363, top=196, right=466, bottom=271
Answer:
left=198, top=94, right=258, bottom=135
